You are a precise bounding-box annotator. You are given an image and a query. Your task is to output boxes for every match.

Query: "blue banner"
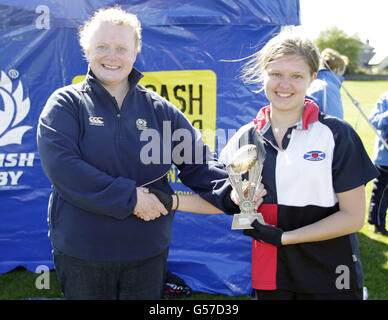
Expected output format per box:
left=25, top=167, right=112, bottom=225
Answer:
left=0, top=0, right=299, bottom=295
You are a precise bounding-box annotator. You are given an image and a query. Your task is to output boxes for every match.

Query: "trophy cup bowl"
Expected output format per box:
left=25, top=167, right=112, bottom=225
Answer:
left=230, top=144, right=258, bottom=174
left=227, top=144, right=265, bottom=230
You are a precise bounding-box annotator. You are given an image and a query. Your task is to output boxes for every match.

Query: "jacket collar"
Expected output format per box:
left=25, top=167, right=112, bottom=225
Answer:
left=253, top=98, right=319, bottom=132
left=85, top=66, right=144, bottom=93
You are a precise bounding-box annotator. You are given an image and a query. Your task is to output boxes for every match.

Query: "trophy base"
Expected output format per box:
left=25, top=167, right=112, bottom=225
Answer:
left=231, top=212, right=265, bottom=230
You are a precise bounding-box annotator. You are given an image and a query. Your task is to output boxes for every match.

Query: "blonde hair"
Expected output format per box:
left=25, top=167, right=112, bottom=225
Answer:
left=320, top=48, right=349, bottom=72
left=78, top=6, right=142, bottom=53
left=241, top=32, right=320, bottom=91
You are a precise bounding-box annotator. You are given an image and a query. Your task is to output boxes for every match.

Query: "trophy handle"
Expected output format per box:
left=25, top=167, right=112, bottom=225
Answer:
left=226, top=166, right=246, bottom=202
left=247, top=162, right=263, bottom=202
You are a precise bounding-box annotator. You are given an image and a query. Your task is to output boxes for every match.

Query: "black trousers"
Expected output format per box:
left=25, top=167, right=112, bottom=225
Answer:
left=53, top=247, right=169, bottom=300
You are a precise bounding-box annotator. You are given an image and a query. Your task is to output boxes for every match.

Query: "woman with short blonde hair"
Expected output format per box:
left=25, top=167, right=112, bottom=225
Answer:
left=78, top=6, right=142, bottom=54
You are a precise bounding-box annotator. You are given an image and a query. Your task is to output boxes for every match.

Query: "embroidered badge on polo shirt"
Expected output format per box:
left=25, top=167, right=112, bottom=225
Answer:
left=303, top=150, right=326, bottom=161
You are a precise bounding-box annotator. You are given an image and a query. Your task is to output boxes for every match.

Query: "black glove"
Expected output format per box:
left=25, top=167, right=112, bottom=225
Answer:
left=148, top=188, right=173, bottom=211
left=243, top=219, right=283, bottom=247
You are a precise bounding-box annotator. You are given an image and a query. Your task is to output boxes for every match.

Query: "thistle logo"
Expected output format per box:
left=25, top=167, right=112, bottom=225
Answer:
left=0, top=71, right=32, bottom=146
left=0, top=71, right=34, bottom=187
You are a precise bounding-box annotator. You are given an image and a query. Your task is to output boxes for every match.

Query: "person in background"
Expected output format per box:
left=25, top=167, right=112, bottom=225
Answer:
left=219, top=32, right=378, bottom=300
left=36, top=6, right=266, bottom=300
left=368, top=92, right=388, bottom=236
left=306, top=48, right=349, bottom=119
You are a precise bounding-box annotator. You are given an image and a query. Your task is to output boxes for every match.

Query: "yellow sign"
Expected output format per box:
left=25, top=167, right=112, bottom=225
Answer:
left=139, top=70, right=217, bottom=149
left=140, top=70, right=217, bottom=186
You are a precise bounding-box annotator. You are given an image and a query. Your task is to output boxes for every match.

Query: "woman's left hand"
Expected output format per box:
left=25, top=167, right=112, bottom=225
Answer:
left=243, top=219, right=283, bottom=247
left=231, top=183, right=267, bottom=210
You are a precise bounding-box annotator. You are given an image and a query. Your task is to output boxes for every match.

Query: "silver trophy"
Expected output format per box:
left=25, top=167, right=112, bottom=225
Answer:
left=227, top=144, right=265, bottom=230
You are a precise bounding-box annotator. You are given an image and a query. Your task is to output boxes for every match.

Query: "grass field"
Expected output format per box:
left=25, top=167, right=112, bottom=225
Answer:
left=1, top=80, right=387, bottom=300
left=341, top=81, right=388, bottom=300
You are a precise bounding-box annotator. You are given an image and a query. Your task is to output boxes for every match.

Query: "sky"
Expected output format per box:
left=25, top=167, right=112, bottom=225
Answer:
left=296, top=0, right=388, bottom=62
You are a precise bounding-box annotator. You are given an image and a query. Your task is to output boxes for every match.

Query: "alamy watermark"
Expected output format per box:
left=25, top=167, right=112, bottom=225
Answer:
left=139, top=121, right=238, bottom=165
left=35, top=265, right=50, bottom=290
left=335, top=265, right=350, bottom=290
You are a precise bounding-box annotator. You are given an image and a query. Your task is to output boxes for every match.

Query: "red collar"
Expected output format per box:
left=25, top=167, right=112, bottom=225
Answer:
left=253, top=99, right=319, bottom=131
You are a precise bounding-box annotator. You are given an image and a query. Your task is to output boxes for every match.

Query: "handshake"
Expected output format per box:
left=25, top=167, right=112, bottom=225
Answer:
left=133, top=184, right=267, bottom=222
left=133, top=187, right=176, bottom=221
